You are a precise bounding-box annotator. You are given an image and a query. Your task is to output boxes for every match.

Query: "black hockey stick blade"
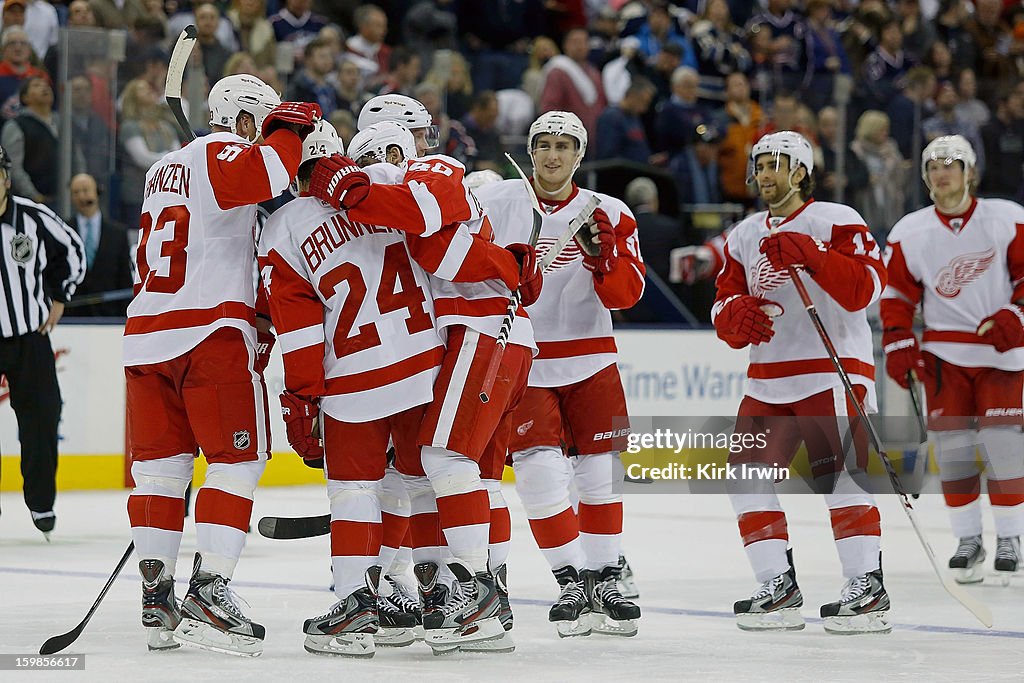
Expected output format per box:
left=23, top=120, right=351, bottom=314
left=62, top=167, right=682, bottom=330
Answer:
left=165, top=25, right=198, bottom=141
left=258, top=514, right=330, bottom=540
left=39, top=541, right=135, bottom=655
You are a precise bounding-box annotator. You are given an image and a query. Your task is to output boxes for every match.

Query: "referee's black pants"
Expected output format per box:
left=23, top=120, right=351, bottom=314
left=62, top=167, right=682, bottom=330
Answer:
left=0, top=332, right=61, bottom=514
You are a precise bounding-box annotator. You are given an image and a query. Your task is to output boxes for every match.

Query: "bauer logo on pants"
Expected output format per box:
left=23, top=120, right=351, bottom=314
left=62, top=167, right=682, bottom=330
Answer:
left=233, top=430, right=251, bottom=450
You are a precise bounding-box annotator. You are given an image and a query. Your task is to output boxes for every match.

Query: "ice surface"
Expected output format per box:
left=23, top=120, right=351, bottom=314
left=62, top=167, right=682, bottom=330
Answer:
left=1, top=486, right=1021, bottom=682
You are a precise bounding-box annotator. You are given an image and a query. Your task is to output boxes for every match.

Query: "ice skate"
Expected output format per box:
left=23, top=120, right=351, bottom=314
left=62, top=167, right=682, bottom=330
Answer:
left=303, top=567, right=380, bottom=658
left=31, top=510, right=55, bottom=541
left=461, top=563, right=516, bottom=654
left=173, top=553, right=265, bottom=657
left=617, top=555, right=639, bottom=599
left=374, top=574, right=419, bottom=647
left=139, top=559, right=181, bottom=651
left=733, top=553, right=804, bottom=632
left=820, top=568, right=891, bottom=635
left=549, top=565, right=591, bottom=638
left=994, top=536, right=1021, bottom=585
left=584, top=565, right=640, bottom=637
left=948, top=535, right=986, bottom=584
left=421, top=561, right=505, bottom=655
left=494, top=563, right=514, bottom=631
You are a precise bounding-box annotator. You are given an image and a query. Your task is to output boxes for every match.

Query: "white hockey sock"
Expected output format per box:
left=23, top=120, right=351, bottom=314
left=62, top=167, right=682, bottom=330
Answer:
left=195, top=460, right=265, bottom=579
left=512, top=446, right=585, bottom=572
left=128, top=453, right=193, bottom=577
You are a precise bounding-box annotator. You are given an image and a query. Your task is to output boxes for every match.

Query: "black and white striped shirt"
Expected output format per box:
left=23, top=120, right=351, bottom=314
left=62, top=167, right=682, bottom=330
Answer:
left=0, top=195, right=85, bottom=338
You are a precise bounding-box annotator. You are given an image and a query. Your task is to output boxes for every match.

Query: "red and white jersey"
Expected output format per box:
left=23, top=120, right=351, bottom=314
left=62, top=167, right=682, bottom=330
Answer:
left=882, top=198, right=1024, bottom=371
left=476, top=181, right=645, bottom=387
left=259, top=195, right=443, bottom=423
left=359, top=158, right=536, bottom=350
left=713, top=200, right=884, bottom=409
left=123, top=130, right=301, bottom=366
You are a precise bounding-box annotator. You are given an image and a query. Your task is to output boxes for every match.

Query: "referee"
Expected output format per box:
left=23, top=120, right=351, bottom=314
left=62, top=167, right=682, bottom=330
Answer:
left=0, top=144, right=85, bottom=537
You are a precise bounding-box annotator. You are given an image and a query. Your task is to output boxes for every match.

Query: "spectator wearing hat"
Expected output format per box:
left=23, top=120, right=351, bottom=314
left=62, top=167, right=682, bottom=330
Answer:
left=0, top=0, right=57, bottom=62
left=671, top=122, right=723, bottom=205
left=596, top=76, right=660, bottom=164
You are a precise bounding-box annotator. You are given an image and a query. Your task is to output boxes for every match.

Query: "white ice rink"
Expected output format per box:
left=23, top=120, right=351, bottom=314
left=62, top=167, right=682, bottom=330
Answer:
left=1, top=485, right=1022, bottom=682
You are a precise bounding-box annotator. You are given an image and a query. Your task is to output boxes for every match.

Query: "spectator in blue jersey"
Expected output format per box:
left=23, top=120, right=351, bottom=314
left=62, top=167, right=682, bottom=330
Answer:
left=458, top=0, right=545, bottom=92
left=671, top=121, right=723, bottom=205
left=690, top=0, right=751, bottom=102
left=656, top=66, right=711, bottom=157
left=744, top=0, right=806, bottom=94
left=270, top=0, right=329, bottom=68
left=285, top=38, right=340, bottom=118
left=859, top=19, right=912, bottom=113
left=886, top=65, right=935, bottom=160
left=633, top=3, right=697, bottom=70
left=802, top=0, right=851, bottom=112
left=596, top=77, right=659, bottom=164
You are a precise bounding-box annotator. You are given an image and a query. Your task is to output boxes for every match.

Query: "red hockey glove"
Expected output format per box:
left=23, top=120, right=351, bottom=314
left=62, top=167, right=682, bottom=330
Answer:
left=714, top=295, right=782, bottom=348
left=254, top=326, right=275, bottom=374
left=262, top=101, right=322, bottom=140
left=669, top=245, right=716, bottom=285
left=279, top=391, right=323, bottom=462
left=309, top=154, right=371, bottom=210
left=759, top=232, right=828, bottom=273
left=506, top=242, right=543, bottom=306
left=977, top=305, right=1024, bottom=352
left=578, top=208, right=618, bottom=275
left=882, top=328, right=924, bottom=388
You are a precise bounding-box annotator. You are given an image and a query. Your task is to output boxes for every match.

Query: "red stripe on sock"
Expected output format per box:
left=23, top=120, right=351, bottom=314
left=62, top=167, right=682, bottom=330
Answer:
left=381, top=511, right=410, bottom=549
left=402, top=526, right=412, bottom=547
left=738, top=510, right=788, bottom=546
left=942, top=475, right=981, bottom=508
left=330, top=519, right=383, bottom=556
left=528, top=507, right=579, bottom=549
left=410, top=512, right=444, bottom=549
left=128, top=494, right=186, bottom=532
left=489, top=506, right=511, bottom=543
left=830, top=505, right=881, bottom=540
left=436, top=490, right=489, bottom=529
left=989, top=477, right=1024, bottom=507
left=194, top=488, right=253, bottom=532
left=579, top=501, right=623, bottom=535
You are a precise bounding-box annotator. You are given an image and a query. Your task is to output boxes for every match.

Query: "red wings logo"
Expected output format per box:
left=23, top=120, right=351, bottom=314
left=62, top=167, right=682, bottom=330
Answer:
left=934, top=248, right=996, bottom=298
left=536, top=236, right=581, bottom=270
left=750, top=256, right=790, bottom=296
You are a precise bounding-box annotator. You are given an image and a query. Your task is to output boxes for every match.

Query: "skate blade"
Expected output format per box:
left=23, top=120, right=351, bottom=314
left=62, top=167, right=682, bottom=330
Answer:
left=823, top=612, right=892, bottom=635
left=412, top=624, right=425, bottom=641
left=554, top=618, right=592, bottom=638
left=425, top=616, right=505, bottom=651
left=459, top=630, right=516, bottom=654
left=373, top=627, right=416, bottom=648
left=587, top=612, right=638, bottom=637
left=951, top=566, right=986, bottom=584
left=172, top=618, right=263, bottom=657
left=146, top=626, right=181, bottom=651
left=735, top=608, right=805, bottom=632
left=304, top=632, right=375, bottom=658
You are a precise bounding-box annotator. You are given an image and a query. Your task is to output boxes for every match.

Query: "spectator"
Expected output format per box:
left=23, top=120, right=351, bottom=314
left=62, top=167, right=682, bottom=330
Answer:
left=167, top=0, right=238, bottom=53
left=223, top=50, right=259, bottom=78
left=461, top=90, right=501, bottom=170
left=896, top=0, right=937, bottom=63
left=0, top=0, right=57, bottom=62
left=623, top=175, right=688, bottom=311
left=924, top=38, right=954, bottom=83
left=328, top=107, right=355, bottom=148
left=966, top=0, right=1016, bottom=92
left=979, top=85, right=1024, bottom=199
left=717, top=71, right=762, bottom=204
left=596, top=76, right=658, bottom=164
left=286, top=37, right=340, bottom=118
left=922, top=79, right=985, bottom=178
left=539, top=27, right=608, bottom=155
left=1, top=77, right=67, bottom=208
left=744, top=0, right=806, bottom=94
left=587, top=5, right=621, bottom=68
left=401, top=0, right=459, bottom=69
left=801, top=0, right=850, bottom=112
left=228, top=0, right=277, bottom=70
left=634, top=3, right=697, bottom=69
left=602, top=35, right=643, bottom=105
left=375, top=46, right=420, bottom=96
left=757, top=91, right=816, bottom=144
left=954, top=68, right=990, bottom=130
left=68, top=74, right=113, bottom=188
left=424, top=49, right=474, bottom=121
left=458, top=0, right=544, bottom=92
left=849, top=109, right=906, bottom=238
left=345, top=3, right=390, bottom=87
left=116, top=78, right=179, bottom=229
left=934, top=0, right=977, bottom=73
left=64, top=173, right=131, bottom=318
left=671, top=122, right=723, bottom=205
left=690, top=0, right=751, bottom=102
left=270, top=0, right=329, bottom=67
left=655, top=66, right=709, bottom=157
left=522, top=35, right=559, bottom=109
left=0, top=25, right=47, bottom=116
left=43, top=0, right=96, bottom=81
left=89, top=0, right=152, bottom=31
left=195, top=2, right=232, bottom=84
left=815, top=105, right=869, bottom=202
left=886, top=65, right=935, bottom=160
left=859, top=19, right=911, bottom=113
left=336, top=56, right=369, bottom=118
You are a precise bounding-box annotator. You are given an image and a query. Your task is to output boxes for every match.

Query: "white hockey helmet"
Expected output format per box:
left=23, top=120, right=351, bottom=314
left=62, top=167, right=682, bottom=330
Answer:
left=750, top=131, right=814, bottom=174
left=358, top=94, right=439, bottom=151
left=300, top=119, right=345, bottom=166
left=465, top=169, right=504, bottom=189
left=348, top=121, right=417, bottom=167
left=208, top=74, right=280, bottom=134
left=921, top=134, right=976, bottom=186
left=528, top=110, right=588, bottom=160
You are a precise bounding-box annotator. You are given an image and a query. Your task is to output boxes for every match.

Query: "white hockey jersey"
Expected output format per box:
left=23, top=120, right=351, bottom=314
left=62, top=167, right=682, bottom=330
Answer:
left=123, top=130, right=300, bottom=366
left=476, top=181, right=645, bottom=387
left=259, top=195, right=443, bottom=423
left=882, top=198, right=1024, bottom=371
left=713, top=200, right=885, bottom=409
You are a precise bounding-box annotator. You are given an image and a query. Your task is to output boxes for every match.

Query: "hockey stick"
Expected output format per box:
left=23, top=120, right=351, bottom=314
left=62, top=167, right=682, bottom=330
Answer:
left=165, top=25, right=198, bottom=142
left=906, top=371, right=929, bottom=498
left=258, top=514, right=330, bottom=540
left=786, top=266, right=993, bottom=628
left=479, top=153, right=545, bottom=403
left=39, top=541, right=135, bottom=654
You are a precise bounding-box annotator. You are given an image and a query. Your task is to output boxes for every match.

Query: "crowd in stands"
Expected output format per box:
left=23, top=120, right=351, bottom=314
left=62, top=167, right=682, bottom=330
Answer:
left=7, top=0, right=1024, bottom=320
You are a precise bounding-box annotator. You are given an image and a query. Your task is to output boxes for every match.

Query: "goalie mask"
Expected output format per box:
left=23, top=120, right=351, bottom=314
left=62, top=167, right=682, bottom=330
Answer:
left=348, top=121, right=417, bottom=167
left=921, top=134, right=976, bottom=205
left=358, top=94, right=440, bottom=153
left=528, top=110, right=588, bottom=196
left=749, top=130, right=814, bottom=209
left=208, top=74, right=280, bottom=137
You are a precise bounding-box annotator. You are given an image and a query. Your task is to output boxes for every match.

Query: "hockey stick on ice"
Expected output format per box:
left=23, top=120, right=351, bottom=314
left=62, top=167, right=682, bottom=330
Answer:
left=786, top=266, right=993, bottom=628
left=165, top=25, right=198, bottom=142
left=906, top=371, right=929, bottom=498
left=39, top=541, right=135, bottom=654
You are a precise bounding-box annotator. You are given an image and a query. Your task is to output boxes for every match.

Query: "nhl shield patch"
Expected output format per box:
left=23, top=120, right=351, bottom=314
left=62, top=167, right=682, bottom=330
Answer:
left=233, top=430, right=251, bottom=450
left=10, top=234, right=32, bottom=264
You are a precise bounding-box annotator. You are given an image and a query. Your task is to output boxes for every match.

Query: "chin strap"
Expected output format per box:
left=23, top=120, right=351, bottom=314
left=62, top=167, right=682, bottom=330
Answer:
left=929, top=186, right=972, bottom=215
left=768, top=166, right=802, bottom=211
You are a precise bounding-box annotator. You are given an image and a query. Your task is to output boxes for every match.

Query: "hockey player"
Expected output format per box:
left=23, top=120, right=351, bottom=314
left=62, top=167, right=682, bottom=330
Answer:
left=123, top=73, right=319, bottom=656
left=310, top=121, right=542, bottom=653
left=358, top=94, right=441, bottom=158
left=882, top=134, right=1024, bottom=584
left=712, top=131, right=891, bottom=634
left=475, top=111, right=644, bottom=638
